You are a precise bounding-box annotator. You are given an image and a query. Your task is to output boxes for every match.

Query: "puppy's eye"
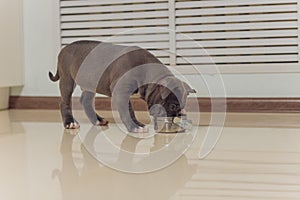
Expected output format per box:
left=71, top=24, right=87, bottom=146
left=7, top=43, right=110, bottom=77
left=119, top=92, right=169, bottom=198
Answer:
left=169, top=104, right=177, bottom=111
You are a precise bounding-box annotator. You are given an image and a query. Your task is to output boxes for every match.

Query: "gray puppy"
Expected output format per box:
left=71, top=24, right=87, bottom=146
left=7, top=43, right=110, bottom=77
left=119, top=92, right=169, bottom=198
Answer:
left=49, top=41, right=196, bottom=132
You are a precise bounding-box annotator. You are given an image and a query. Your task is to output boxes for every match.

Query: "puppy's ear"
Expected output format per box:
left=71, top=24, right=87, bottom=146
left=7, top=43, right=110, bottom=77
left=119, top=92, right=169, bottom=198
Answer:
left=159, top=77, right=179, bottom=99
left=161, top=87, right=172, bottom=100
left=160, top=78, right=196, bottom=100
left=183, top=82, right=196, bottom=94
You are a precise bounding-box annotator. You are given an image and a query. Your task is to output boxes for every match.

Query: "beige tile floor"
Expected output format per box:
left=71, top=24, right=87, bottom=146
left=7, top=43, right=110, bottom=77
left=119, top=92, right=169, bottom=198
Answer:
left=1, top=109, right=300, bottom=200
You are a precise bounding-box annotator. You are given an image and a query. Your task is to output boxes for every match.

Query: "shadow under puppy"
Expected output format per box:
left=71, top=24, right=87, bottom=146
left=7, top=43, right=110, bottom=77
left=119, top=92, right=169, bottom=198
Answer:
left=49, top=40, right=196, bottom=133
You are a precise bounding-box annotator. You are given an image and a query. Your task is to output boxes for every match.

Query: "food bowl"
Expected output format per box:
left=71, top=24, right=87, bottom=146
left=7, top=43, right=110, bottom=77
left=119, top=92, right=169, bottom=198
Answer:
left=154, top=116, right=193, bottom=134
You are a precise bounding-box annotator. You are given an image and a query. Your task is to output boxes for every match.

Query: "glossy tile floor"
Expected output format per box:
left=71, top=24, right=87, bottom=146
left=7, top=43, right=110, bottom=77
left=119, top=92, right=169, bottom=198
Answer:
left=1, top=109, right=300, bottom=200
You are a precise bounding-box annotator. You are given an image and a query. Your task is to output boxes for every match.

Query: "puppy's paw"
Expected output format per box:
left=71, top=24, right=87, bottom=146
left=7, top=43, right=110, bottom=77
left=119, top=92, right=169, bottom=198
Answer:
left=95, top=119, right=109, bottom=126
left=65, top=122, right=80, bottom=129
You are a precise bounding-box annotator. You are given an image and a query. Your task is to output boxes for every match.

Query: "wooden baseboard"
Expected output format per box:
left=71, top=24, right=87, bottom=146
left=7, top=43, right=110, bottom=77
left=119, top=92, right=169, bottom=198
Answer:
left=8, top=96, right=300, bottom=113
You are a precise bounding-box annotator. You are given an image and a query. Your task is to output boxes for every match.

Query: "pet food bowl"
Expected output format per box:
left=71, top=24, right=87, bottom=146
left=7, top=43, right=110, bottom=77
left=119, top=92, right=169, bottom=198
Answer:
left=154, top=116, right=193, bottom=134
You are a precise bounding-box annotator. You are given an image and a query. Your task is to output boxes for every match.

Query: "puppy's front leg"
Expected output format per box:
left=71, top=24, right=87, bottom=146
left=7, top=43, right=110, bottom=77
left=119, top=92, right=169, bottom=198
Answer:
left=80, top=91, right=109, bottom=126
left=115, top=94, right=148, bottom=133
left=129, top=101, right=145, bottom=128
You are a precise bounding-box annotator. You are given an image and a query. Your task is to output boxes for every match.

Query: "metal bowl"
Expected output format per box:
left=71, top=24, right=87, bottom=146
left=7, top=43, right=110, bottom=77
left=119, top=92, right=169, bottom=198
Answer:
left=154, top=116, right=192, bottom=134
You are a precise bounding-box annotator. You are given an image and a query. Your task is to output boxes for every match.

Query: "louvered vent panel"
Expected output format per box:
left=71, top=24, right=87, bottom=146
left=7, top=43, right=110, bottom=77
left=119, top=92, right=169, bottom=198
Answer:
left=175, top=0, right=299, bottom=68
left=60, top=0, right=300, bottom=73
left=60, top=0, right=170, bottom=65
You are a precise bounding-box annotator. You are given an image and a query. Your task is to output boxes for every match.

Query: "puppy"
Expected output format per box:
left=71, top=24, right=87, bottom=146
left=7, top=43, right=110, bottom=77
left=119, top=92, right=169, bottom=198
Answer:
left=49, top=41, right=196, bottom=132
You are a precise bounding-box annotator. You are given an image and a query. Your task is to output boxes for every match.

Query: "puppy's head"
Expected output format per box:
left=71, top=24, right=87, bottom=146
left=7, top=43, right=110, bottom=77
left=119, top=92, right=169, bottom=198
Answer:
left=148, top=77, right=196, bottom=118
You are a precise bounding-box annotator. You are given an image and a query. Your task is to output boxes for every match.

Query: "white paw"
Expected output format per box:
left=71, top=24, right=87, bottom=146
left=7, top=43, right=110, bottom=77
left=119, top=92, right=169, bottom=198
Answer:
left=66, top=122, right=80, bottom=129
left=180, top=109, right=187, bottom=115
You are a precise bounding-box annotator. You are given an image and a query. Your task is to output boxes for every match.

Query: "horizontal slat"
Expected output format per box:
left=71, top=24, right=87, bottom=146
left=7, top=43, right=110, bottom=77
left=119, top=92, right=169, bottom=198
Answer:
left=176, top=21, right=298, bottom=32
left=176, top=0, right=297, bottom=9
left=110, top=34, right=169, bottom=43
left=176, top=30, right=298, bottom=41
left=62, top=34, right=169, bottom=43
left=176, top=5, right=297, bottom=17
left=176, top=13, right=298, bottom=25
left=176, top=46, right=298, bottom=56
left=111, top=42, right=170, bottom=50
left=61, top=19, right=169, bottom=29
left=61, top=11, right=168, bottom=22
left=62, top=27, right=168, bottom=37
left=173, top=63, right=300, bottom=74
left=61, top=0, right=167, bottom=7
left=177, top=55, right=298, bottom=64
left=61, top=38, right=170, bottom=49
left=152, top=57, right=169, bottom=64
left=177, top=38, right=298, bottom=48
left=148, top=50, right=171, bottom=57
left=61, top=3, right=168, bottom=14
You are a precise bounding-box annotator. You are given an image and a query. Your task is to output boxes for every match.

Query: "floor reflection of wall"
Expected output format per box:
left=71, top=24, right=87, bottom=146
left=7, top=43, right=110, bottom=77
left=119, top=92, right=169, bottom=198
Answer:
left=0, top=110, right=28, bottom=200
left=54, top=130, right=196, bottom=200
left=0, top=110, right=11, bottom=134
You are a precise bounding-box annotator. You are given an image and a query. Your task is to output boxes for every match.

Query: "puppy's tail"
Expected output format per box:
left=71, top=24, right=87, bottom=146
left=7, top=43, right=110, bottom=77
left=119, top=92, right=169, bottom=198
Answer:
left=49, top=70, right=60, bottom=82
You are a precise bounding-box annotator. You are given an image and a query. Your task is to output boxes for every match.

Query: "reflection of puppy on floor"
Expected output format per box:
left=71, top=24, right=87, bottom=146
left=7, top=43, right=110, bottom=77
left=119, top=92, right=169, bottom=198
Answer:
left=49, top=41, right=196, bottom=133
left=52, top=131, right=80, bottom=200
left=52, top=128, right=196, bottom=200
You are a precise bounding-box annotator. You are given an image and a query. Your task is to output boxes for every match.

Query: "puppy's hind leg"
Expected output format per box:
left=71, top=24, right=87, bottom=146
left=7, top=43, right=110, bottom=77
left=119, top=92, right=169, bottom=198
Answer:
left=80, top=91, right=109, bottom=126
left=59, top=76, right=80, bottom=129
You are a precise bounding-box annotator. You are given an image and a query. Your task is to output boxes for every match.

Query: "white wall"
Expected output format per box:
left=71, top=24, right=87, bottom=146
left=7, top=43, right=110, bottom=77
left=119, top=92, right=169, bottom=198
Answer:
left=0, top=0, right=23, bottom=87
left=11, top=0, right=61, bottom=96
left=11, top=0, right=300, bottom=98
left=186, top=74, right=300, bottom=98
